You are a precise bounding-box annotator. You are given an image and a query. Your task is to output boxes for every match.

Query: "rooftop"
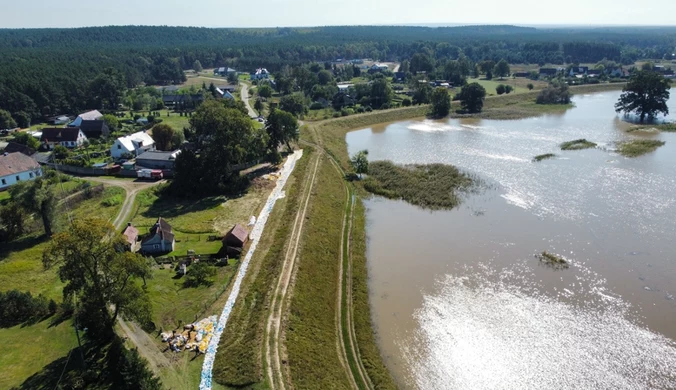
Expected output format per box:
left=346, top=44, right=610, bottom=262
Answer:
left=136, top=150, right=181, bottom=161
left=0, top=152, right=40, bottom=177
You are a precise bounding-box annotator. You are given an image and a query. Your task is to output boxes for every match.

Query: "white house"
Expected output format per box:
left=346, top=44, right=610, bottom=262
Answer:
left=40, top=127, right=87, bottom=149
left=111, top=131, right=156, bottom=160
left=250, top=68, right=270, bottom=80
left=69, top=110, right=103, bottom=127
left=0, top=152, right=42, bottom=190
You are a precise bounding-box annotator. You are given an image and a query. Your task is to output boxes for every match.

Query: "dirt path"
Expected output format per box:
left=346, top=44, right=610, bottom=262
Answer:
left=240, top=82, right=258, bottom=118
left=118, top=317, right=171, bottom=373
left=85, top=177, right=163, bottom=230
left=264, top=152, right=321, bottom=390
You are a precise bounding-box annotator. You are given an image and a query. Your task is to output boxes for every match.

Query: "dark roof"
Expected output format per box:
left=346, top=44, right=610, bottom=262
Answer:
left=218, top=85, right=237, bottom=92
left=40, top=127, right=81, bottom=142
left=3, top=142, right=35, bottom=156
left=0, top=152, right=40, bottom=176
left=79, top=120, right=110, bottom=138
left=143, top=217, right=174, bottom=244
left=136, top=151, right=179, bottom=162
left=224, top=224, right=248, bottom=247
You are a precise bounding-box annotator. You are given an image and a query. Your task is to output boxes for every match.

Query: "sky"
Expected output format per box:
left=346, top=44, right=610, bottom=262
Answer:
left=2, top=0, right=676, bottom=28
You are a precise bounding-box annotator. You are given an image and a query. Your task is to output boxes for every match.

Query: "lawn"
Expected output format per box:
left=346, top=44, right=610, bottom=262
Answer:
left=0, top=190, right=10, bottom=203
left=147, top=260, right=238, bottom=330
left=0, top=319, right=77, bottom=390
left=0, top=235, right=62, bottom=300
left=130, top=183, right=269, bottom=235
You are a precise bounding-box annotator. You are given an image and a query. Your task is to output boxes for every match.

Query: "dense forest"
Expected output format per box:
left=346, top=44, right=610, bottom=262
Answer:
left=1, top=25, right=675, bottom=123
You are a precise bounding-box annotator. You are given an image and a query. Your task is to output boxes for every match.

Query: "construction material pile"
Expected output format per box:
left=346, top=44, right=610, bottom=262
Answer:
left=161, top=315, right=217, bottom=354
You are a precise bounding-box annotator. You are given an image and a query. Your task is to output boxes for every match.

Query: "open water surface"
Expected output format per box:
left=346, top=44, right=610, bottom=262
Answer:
left=346, top=90, right=676, bottom=389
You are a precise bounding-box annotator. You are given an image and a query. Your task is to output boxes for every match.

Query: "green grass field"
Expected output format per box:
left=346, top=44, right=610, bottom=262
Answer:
left=0, top=320, right=78, bottom=389
left=285, top=157, right=352, bottom=389
left=147, top=260, right=238, bottom=330
left=130, top=184, right=267, bottom=235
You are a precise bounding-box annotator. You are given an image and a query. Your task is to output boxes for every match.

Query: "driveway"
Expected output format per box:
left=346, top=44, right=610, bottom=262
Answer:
left=240, top=83, right=258, bottom=118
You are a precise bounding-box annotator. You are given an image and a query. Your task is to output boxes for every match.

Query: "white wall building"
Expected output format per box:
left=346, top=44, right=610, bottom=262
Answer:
left=0, top=152, right=42, bottom=190
left=69, top=110, right=103, bottom=127
left=111, top=131, right=156, bottom=160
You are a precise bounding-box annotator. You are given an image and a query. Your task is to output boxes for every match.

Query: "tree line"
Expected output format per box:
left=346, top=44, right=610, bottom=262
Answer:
left=1, top=25, right=674, bottom=126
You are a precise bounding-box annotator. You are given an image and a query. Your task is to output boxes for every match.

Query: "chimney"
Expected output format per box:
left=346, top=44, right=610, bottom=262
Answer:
left=127, top=222, right=132, bottom=227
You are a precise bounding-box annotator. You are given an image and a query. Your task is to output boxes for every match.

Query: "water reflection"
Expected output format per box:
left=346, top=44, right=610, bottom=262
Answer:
left=348, top=90, right=676, bottom=389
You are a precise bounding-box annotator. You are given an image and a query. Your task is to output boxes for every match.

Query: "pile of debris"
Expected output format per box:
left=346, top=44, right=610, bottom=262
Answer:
left=161, top=315, right=217, bottom=354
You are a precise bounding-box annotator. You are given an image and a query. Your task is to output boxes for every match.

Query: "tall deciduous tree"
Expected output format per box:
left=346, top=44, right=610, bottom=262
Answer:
left=351, top=150, right=369, bottom=179
left=257, top=84, right=273, bottom=98
left=266, top=109, right=299, bottom=152
left=430, top=87, right=452, bottom=117
left=42, top=218, right=153, bottom=337
left=8, top=178, right=56, bottom=236
left=102, top=114, right=120, bottom=131
left=279, top=93, right=307, bottom=117
left=12, top=131, right=40, bottom=150
left=615, top=70, right=671, bottom=121
left=0, top=109, right=16, bottom=129
left=193, top=59, right=203, bottom=72
left=151, top=123, right=176, bottom=151
left=457, top=82, right=487, bottom=113
left=494, top=59, right=511, bottom=79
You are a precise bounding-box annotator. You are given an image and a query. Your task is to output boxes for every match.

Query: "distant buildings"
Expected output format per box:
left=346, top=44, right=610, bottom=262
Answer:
left=111, top=131, right=155, bottom=160
left=69, top=110, right=103, bottom=127
left=135, top=150, right=181, bottom=170
left=250, top=68, right=270, bottom=80
left=0, top=152, right=42, bottom=190
left=40, top=127, right=87, bottom=149
left=214, top=67, right=237, bottom=76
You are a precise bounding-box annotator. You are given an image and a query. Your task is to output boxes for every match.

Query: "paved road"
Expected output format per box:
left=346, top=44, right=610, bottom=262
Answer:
left=240, top=83, right=258, bottom=118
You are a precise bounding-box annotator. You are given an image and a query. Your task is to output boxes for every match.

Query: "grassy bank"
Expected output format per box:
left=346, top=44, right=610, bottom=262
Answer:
left=364, top=161, right=473, bottom=210
left=617, top=139, right=666, bottom=157
left=285, top=156, right=352, bottom=389
left=212, top=150, right=311, bottom=388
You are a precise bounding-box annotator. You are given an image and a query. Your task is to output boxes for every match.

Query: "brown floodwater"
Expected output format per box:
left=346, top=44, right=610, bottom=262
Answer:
left=346, top=90, right=676, bottom=390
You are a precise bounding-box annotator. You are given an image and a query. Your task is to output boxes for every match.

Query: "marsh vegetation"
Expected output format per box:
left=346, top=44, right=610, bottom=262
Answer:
left=363, top=161, right=473, bottom=210
left=560, top=139, right=597, bottom=150
left=533, top=153, right=556, bottom=162
left=617, top=139, right=666, bottom=157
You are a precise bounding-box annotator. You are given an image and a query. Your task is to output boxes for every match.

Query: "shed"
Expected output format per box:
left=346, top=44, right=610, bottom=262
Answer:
left=223, top=224, right=249, bottom=248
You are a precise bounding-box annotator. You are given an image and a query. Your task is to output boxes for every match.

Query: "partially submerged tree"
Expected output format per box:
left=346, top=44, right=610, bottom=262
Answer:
left=457, top=82, right=487, bottom=113
left=9, top=178, right=57, bottom=236
left=351, top=150, right=369, bottom=179
left=536, top=80, right=572, bottom=104
left=266, top=109, right=299, bottom=152
left=430, top=87, right=452, bottom=117
left=42, top=218, right=153, bottom=337
left=615, top=70, right=671, bottom=121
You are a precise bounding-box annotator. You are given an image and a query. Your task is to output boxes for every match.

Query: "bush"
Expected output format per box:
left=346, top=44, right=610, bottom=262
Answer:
left=184, top=262, right=217, bottom=287
left=505, top=85, right=514, bottom=94
left=496, top=84, right=506, bottom=95
left=402, top=98, right=412, bottom=106
left=527, top=83, right=534, bottom=90
left=309, top=102, right=325, bottom=110
left=356, top=106, right=366, bottom=113
left=536, top=81, right=572, bottom=104
left=101, top=194, right=123, bottom=207
left=332, top=112, right=340, bottom=118
left=0, top=290, right=56, bottom=327
left=365, top=106, right=373, bottom=112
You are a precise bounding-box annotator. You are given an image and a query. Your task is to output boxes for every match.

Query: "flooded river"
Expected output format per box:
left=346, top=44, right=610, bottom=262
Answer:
left=346, top=90, right=676, bottom=389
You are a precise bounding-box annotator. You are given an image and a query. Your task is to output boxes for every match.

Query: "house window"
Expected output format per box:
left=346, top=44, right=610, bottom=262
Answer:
left=117, top=145, right=121, bottom=149
left=29, top=172, right=34, bottom=178
left=153, top=244, right=160, bottom=250
left=1, top=179, right=5, bottom=185
left=16, top=176, right=20, bottom=181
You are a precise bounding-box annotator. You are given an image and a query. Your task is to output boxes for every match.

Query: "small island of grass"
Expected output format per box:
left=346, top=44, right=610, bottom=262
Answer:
left=617, top=139, right=665, bottom=157
left=533, top=153, right=556, bottom=162
left=560, top=139, right=597, bottom=151
left=535, top=251, right=569, bottom=269
left=363, top=161, right=473, bottom=210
